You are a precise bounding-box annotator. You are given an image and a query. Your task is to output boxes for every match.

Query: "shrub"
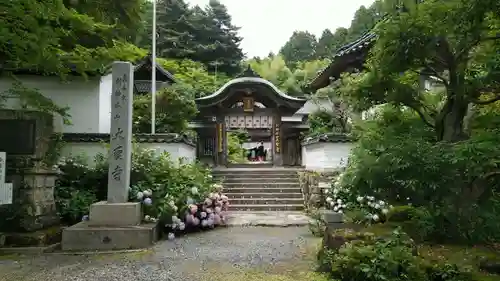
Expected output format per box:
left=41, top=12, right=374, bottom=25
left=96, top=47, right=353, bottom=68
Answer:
left=424, top=263, right=474, bottom=281
left=329, top=230, right=425, bottom=281
left=323, top=173, right=393, bottom=225
left=337, top=106, right=500, bottom=243
left=54, top=145, right=228, bottom=237
left=323, top=229, right=477, bottom=281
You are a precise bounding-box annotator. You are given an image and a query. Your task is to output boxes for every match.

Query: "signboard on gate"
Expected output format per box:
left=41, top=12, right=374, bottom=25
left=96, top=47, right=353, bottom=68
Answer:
left=0, top=152, right=13, bottom=205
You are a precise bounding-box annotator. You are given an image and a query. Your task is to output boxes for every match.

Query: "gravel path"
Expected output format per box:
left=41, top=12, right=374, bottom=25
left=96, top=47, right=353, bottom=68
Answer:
left=0, top=227, right=321, bottom=281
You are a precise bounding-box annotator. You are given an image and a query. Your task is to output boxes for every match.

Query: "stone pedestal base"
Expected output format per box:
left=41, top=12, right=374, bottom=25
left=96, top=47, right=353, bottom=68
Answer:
left=320, top=210, right=343, bottom=224
left=89, top=201, right=142, bottom=226
left=61, top=201, right=157, bottom=251
left=61, top=222, right=158, bottom=251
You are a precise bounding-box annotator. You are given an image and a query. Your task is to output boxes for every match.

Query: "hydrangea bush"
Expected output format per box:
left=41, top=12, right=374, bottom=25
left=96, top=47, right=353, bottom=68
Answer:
left=323, top=172, right=394, bottom=224
left=54, top=145, right=230, bottom=237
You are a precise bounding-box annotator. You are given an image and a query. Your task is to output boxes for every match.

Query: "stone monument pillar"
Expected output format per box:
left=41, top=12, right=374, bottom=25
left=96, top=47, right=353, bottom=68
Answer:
left=62, top=62, right=158, bottom=251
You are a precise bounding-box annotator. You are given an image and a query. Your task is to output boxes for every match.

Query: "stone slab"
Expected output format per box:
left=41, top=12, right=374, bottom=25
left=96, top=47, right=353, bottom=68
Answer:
left=89, top=201, right=141, bottom=226
left=225, top=211, right=310, bottom=227
left=320, top=209, right=343, bottom=223
left=61, top=222, right=158, bottom=251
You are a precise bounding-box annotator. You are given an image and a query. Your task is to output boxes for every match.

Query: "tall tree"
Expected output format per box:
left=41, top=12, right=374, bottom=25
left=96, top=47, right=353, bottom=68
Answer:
left=199, top=0, right=244, bottom=75
left=63, top=0, right=144, bottom=42
left=340, top=0, right=500, bottom=142
left=154, top=0, right=243, bottom=75
left=279, top=31, right=318, bottom=69
left=156, top=0, right=197, bottom=59
left=347, top=2, right=384, bottom=41
left=316, top=28, right=349, bottom=59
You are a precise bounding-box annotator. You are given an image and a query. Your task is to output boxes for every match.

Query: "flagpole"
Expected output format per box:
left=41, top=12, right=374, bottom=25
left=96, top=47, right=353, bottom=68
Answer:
left=151, top=0, right=157, bottom=134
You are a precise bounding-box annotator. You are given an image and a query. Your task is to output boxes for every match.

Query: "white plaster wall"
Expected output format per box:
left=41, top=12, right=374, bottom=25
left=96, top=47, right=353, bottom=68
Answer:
left=302, top=142, right=353, bottom=171
left=0, top=76, right=101, bottom=133
left=98, top=74, right=112, bottom=133
left=60, top=142, right=196, bottom=167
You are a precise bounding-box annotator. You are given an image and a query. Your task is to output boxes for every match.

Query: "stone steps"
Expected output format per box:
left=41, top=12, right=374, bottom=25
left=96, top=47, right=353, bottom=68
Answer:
left=224, top=187, right=302, bottom=193
left=229, top=198, right=303, bottom=205
left=224, top=182, right=300, bottom=188
left=227, top=192, right=303, bottom=198
left=216, top=167, right=304, bottom=212
left=221, top=177, right=299, bottom=183
left=230, top=204, right=303, bottom=211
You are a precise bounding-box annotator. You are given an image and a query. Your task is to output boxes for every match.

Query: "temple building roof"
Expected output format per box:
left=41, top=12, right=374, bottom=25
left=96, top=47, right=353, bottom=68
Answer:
left=195, top=66, right=306, bottom=112
left=308, top=31, right=377, bottom=91
left=133, top=55, right=176, bottom=94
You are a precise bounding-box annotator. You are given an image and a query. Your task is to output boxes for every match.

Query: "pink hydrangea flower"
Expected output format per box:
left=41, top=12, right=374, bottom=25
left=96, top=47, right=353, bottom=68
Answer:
left=213, top=214, right=221, bottom=225
left=185, top=214, right=194, bottom=224
left=189, top=204, right=198, bottom=214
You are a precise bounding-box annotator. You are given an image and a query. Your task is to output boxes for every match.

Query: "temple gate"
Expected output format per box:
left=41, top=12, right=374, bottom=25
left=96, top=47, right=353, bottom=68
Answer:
left=190, top=66, right=308, bottom=167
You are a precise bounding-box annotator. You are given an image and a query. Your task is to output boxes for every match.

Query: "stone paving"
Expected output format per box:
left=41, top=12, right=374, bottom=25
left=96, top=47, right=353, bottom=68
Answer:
left=0, top=226, right=321, bottom=281
left=225, top=211, right=311, bottom=227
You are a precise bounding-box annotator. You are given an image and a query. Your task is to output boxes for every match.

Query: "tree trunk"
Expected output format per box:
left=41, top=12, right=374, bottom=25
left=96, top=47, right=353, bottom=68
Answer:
left=435, top=94, right=469, bottom=142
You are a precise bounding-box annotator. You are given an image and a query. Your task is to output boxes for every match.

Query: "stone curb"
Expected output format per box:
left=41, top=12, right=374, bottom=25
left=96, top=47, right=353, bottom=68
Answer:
left=0, top=242, right=60, bottom=255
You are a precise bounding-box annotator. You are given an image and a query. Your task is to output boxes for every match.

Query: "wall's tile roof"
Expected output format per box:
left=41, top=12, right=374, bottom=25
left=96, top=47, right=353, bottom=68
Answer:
left=62, top=133, right=195, bottom=147
left=301, top=133, right=355, bottom=146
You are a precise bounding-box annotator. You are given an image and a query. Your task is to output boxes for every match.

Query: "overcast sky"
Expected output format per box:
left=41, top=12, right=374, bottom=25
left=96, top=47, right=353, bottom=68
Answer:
left=185, top=0, right=375, bottom=58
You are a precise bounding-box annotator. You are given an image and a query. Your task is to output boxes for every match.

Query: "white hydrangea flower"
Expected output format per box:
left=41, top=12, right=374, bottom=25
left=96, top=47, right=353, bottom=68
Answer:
left=191, top=187, right=199, bottom=194
left=336, top=199, right=342, bottom=204
left=338, top=210, right=343, bottom=214
left=356, top=196, right=364, bottom=202
left=167, top=233, right=175, bottom=240
left=143, top=189, right=152, bottom=197
left=374, top=203, right=381, bottom=209
left=178, top=222, right=186, bottom=231
left=326, top=197, right=333, bottom=203
left=333, top=206, right=339, bottom=212
left=136, top=191, right=144, bottom=200
left=372, top=214, right=380, bottom=221
left=382, top=208, right=389, bottom=214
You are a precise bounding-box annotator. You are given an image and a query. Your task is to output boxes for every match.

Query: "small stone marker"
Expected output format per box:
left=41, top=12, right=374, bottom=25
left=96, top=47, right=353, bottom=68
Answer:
left=0, top=152, right=13, bottom=205
left=107, top=62, right=134, bottom=203
left=318, top=182, right=330, bottom=189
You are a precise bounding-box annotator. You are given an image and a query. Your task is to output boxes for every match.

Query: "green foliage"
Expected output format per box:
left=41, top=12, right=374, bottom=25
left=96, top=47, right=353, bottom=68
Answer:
left=324, top=229, right=476, bottom=281
left=1, top=0, right=144, bottom=76
left=154, top=0, right=243, bottom=75
left=308, top=110, right=338, bottom=136
left=157, top=58, right=230, bottom=97
left=330, top=230, right=426, bottom=281
left=227, top=132, right=247, bottom=163
left=54, top=145, right=216, bottom=225
left=63, top=0, right=145, bottom=41
left=133, top=83, right=198, bottom=134
left=279, top=31, right=318, bottom=69
left=386, top=205, right=416, bottom=222
left=277, top=1, right=383, bottom=66
left=248, top=55, right=329, bottom=96
left=125, top=146, right=215, bottom=222
left=339, top=105, right=500, bottom=243
left=341, top=0, right=500, bottom=141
